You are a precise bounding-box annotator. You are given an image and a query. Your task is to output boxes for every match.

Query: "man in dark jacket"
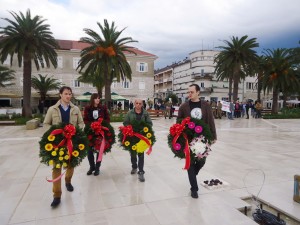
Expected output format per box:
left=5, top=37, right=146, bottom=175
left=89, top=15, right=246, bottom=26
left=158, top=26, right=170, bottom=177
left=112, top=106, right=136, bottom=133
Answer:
left=177, top=84, right=217, bottom=199
left=123, top=99, right=152, bottom=182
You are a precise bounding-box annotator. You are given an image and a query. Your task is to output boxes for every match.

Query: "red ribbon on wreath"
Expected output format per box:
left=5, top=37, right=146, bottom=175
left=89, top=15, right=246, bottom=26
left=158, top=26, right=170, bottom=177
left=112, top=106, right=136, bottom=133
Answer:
left=46, top=124, right=76, bottom=182
left=90, top=118, right=109, bottom=162
left=170, top=117, right=191, bottom=170
left=119, top=125, right=153, bottom=155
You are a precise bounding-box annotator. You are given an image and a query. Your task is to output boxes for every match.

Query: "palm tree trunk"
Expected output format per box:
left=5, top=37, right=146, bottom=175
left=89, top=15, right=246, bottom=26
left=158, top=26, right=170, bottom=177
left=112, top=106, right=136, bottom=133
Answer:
left=282, top=92, right=287, bottom=108
left=233, top=75, right=239, bottom=102
left=272, top=89, right=279, bottom=114
left=257, top=72, right=262, bottom=101
left=23, top=51, right=32, bottom=118
left=228, top=77, right=233, bottom=101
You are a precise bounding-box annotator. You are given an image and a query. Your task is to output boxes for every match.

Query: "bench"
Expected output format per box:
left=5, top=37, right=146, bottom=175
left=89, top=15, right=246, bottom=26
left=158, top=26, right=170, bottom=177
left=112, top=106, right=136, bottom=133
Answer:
left=111, top=110, right=128, bottom=117
left=147, top=110, right=165, bottom=118
left=0, top=120, right=16, bottom=125
left=261, top=109, right=272, bottom=115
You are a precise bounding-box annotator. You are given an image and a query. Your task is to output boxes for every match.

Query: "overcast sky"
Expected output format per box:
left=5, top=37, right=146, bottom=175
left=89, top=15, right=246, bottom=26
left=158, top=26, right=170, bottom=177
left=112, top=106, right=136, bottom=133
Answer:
left=0, top=0, right=299, bottom=69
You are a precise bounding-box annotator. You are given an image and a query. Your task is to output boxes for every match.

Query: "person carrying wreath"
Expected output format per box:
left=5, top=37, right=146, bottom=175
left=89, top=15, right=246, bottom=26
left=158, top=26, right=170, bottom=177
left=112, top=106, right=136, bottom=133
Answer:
left=123, top=98, right=153, bottom=182
left=83, top=93, right=110, bottom=176
left=43, top=86, right=84, bottom=207
left=177, top=84, right=217, bottom=198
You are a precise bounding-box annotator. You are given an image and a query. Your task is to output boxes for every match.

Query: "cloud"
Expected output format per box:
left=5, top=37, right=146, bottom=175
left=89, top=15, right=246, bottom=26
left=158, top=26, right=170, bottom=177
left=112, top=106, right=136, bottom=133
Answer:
left=0, top=0, right=299, bottom=69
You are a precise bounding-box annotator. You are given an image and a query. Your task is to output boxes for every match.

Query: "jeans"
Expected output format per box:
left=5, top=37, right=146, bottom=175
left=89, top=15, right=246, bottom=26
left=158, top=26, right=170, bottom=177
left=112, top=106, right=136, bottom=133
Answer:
left=187, top=158, right=206, bottom=192
left=130, top=151, right=144, bottom=173
left=52, top=166, right=74, bottom=198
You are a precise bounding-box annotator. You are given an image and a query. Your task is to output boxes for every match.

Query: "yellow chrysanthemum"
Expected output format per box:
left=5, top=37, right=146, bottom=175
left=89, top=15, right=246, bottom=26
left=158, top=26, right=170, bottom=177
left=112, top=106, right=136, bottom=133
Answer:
left=64, top=155, right=69, bottom=160
left=59, top=156, right=64, bottom=161
left=55, top=164, right=61, bottom=169
left=49, top=160, right=54, bottom=165
left=72, top=151, right=79, bottom=157
left=136, top=140, right=149, bottom=153
left=78, top=144, right=85, bottom=150
left=59, top=151, right=64, bottom=156
left=54, top=148, right=58, bottom=151
left=125, top=141, right=130, bottom=146
left=143, top=127, right=149, bottom=133
left=51, top=151, right=57, bottom=156
left=45, top=143, right=53, bottom=151
left=63, top=162, right=68, bottom=168
left=47, top=135, right=55, bottom=141
left=131, top=145, right=137, bottom=151
left=146, top=133, right=152, bottom=138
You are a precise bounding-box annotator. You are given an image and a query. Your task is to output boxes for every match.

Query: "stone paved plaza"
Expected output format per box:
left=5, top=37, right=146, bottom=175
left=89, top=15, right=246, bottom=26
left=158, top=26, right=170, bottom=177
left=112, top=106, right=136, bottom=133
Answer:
left=1, top=117, right=300, bottom=225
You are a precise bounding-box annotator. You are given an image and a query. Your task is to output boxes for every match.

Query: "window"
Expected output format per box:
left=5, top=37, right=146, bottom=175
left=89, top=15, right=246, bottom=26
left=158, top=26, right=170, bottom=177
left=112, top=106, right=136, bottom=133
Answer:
left=20, top=77, right=23, bottom=86
left=57, top=56, right=63, bottom=68
left=111, top=81, right=117, bottom=89
left=200, top=82, right=205, bottom=88
left=73, top=80, right=81, bottom=87
left=136, top=62, right=148, bottom=72
left=139, top=81, right=145, bottom=90
left=73, top=57, right=80, bottom=69
left=122, top=78, right=130, bottom=89
left=201, top=69, right=204, bottom=76
left=246, top=82, right=256, bottom=90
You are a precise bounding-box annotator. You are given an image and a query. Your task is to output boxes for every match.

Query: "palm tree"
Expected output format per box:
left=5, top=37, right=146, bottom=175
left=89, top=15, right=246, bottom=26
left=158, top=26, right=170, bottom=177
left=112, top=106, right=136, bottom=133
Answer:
left=214, top=62, right=234, bottom=101
left=0, top=10, right=58, bottom=117
left=0, top=65, right=15, bottom=87
left=214, top=35, right=259, bottom=101
left=262, top=48, right=300, bottom=114
left=78, top=19, right=137, bottom=108
left=78, top=69, right=104, bottom=98
left=31, top=74, right=62, bottom=101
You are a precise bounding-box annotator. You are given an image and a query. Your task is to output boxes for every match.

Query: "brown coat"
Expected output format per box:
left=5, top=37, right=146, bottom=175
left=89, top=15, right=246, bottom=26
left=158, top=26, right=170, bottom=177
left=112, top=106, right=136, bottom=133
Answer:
left=177, top=101, right=217, bottom=140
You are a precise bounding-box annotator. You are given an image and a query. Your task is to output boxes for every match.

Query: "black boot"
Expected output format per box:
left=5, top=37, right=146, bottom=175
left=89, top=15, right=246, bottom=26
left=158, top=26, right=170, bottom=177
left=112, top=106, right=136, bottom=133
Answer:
left=87, top=167, right=95, bottom=175
left=94, top=161, right=101, bottom=176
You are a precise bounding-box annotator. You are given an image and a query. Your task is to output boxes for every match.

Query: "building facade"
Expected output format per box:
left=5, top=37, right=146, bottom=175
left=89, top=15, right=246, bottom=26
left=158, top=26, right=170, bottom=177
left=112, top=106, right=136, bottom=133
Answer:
left=0, top=40, right=157, bottom=110
left=154, top=50, right=272, bottom=104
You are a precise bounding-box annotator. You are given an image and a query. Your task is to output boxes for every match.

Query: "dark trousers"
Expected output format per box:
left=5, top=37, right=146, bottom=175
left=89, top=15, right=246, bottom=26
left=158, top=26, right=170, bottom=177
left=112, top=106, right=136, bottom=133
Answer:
left=187, top=158, right=206, bottom=192
left=130, top=151, right=144, bottom=173
left=87, top=149, right=101, bottom=171
left=246, top=109, right=249, bottom=118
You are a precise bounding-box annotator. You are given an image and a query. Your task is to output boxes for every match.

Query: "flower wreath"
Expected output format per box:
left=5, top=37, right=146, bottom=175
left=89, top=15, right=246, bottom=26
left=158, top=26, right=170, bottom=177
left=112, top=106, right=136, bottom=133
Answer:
left=84, top=118, right=116, bottom=161
left=39, top=123, right=89, bottom=170
left=118, top=121, right=156, bottom=155
left=167, top=117, right=213, bottom=169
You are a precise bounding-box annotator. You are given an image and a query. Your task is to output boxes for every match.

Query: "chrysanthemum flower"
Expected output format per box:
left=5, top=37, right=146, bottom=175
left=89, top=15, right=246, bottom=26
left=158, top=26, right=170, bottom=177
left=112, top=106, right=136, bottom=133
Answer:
left=59, top=157, right=64, bottom=161
left=63, top=162, right=68, bottom=168
left=47, top=135, right=55, bottom=141
left=49, top=160, right=54, bottom=165
left=59, top=151, right=64, bottom=156
left=143, top=127, right=149, bottom=133
left=72, top=151, right=79, bottom=157
left=55, top=164, right=61, bottom=168
left=125, top=141, right=130, bottom=146
left=64, top=155, right=69, bottom=160
left=45, top=143, right=53, bottom=151
left=146, top=133, right=152, bottom=138
left=132, top=145, right=137, bottom=151
left=78, top=144, right=85, bottom=150
left=51, top=151, right=57, bottom=156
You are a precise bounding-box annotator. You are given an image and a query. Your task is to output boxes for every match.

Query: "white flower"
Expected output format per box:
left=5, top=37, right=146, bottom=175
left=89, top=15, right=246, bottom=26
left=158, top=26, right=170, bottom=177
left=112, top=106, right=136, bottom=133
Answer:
left=189, top=137, right=211, bottom=158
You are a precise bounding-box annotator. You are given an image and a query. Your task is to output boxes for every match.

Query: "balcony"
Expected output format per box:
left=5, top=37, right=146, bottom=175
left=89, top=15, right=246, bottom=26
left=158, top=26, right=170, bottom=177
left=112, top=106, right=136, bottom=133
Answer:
left=191, top=72, right=213, bottom=80
left=200, top=87, right=213, bottom=93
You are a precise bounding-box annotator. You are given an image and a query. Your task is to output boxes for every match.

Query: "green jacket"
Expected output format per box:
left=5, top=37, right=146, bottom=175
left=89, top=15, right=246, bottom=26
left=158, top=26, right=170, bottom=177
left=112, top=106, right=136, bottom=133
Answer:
left=123, top=108, right=153, bottom=127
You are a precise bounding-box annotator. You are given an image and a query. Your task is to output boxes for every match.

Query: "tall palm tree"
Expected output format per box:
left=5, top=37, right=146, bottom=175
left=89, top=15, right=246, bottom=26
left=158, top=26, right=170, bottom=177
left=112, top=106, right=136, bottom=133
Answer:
left=0, top=10, right=58, bottom=117
left=31, top=74, right=62, bottom=101
left=262, top=48, right=300, bottom=114
left=214, top=61, right=233, bottom=101
left=78, top=19, right=137, bottom=108
left=0, top=65, right=15, bottom=87
left=214, top=35, right=259, bottom=101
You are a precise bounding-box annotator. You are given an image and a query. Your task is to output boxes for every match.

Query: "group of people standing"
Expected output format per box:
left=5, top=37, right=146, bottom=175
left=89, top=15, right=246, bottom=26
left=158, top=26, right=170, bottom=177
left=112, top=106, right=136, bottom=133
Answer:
left=227, top=100, right=263, bottom=120
left=43, top=84, right=216, bottom=207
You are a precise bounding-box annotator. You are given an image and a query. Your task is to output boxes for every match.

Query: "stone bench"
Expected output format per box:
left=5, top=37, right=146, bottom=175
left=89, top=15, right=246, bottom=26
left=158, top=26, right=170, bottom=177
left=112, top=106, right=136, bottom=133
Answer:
left=26, top=118, right=41, bottom=130
left=0, top=120, right=16, bottom=125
